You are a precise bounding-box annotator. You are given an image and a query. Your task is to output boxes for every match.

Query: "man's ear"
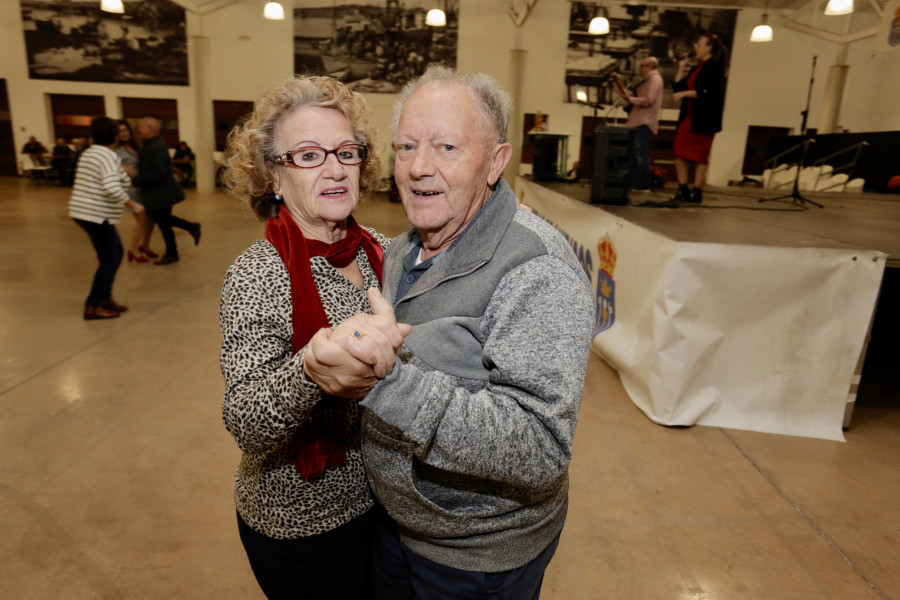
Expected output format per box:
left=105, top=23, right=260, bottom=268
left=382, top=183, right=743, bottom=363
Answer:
left=487, top=143, right=513, bottom=186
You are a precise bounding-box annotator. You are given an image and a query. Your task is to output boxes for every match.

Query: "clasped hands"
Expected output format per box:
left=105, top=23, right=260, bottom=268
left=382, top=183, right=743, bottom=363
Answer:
left=303, top=287, right=413, bottom=399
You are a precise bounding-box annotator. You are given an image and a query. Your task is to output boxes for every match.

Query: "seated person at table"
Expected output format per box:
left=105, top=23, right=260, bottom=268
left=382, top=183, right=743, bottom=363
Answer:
left=172, top=141, right=195, bottom=184
left=51, top=138, right=73, bottom=183
left=22, top=136, right=47, bottom=167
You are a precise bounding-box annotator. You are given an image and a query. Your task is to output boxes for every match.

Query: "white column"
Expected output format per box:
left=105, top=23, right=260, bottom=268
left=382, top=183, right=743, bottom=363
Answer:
left=818, top=44, right=849, bottom=134
left=503, top=48, right=527, bottom=184
left=191, top=33, right=216, bottom=194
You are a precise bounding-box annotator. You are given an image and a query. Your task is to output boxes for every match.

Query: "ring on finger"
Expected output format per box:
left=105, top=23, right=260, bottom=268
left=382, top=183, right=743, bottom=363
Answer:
left=353, top=330, right=366, bottom=339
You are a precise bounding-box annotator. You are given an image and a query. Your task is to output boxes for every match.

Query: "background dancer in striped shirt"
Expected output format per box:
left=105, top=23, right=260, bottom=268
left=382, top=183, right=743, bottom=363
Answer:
left=69, top=117, right=145, bottom=320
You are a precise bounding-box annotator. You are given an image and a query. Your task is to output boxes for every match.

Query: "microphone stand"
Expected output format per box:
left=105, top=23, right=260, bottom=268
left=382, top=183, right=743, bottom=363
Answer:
left=577, top=99, right=604, bottom=125
left=800, top=56, right=816, bottom=135
left=759, top=139, right=822, bottom=208
left=609, top=78, right=631, bottom=127
left=610, top=97, right=624, bottom=126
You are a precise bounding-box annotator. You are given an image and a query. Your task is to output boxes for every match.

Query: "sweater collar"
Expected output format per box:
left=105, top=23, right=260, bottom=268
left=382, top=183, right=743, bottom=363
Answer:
left=389, top=178, right=517, bottom=293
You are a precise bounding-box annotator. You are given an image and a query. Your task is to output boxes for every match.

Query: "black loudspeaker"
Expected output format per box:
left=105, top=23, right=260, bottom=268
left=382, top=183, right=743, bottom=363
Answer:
left=591, top=126, right=635, bottom=205
left=532, top=136, right=560, bottom=181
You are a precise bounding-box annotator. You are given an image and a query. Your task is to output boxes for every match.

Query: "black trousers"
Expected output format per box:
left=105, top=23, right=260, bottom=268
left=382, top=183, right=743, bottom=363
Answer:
left=73, top=218, right=123, bottom=307
left=148, top=206, right=193, bottom=258
left=237, top=510, right=374, bottom=600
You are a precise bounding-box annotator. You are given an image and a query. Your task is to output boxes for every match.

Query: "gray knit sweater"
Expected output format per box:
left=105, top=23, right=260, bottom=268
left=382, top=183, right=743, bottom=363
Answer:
left=360, top=179, right=594, bottom=572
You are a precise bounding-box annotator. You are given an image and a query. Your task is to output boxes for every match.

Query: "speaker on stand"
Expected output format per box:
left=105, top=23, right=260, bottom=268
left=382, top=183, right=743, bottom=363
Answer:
left=591, top=126, right=635, bottom=205
left=532, top=133, right=571, bottom=181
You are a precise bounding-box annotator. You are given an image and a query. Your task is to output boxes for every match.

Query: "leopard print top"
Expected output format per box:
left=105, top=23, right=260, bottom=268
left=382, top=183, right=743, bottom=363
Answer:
left=220, top=231, right=389, bottom=539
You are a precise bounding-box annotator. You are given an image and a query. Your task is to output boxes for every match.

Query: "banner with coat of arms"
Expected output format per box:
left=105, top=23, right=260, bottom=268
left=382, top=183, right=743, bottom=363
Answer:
left=515, top=177, right=885, bottom=442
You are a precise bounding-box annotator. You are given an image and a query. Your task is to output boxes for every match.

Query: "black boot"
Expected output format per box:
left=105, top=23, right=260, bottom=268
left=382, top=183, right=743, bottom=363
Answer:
left=670, top=184, right=690, bottom=202
left=686, top=187, right=703, bottom=203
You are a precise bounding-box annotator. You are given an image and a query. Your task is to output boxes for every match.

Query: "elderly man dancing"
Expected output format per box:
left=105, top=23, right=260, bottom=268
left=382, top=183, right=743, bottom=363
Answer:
left=308, top=65, right=594, bottom=600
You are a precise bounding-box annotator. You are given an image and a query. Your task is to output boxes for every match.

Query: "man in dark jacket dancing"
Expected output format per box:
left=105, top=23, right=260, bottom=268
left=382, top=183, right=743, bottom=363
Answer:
left=134, top=118, right=201, bottom=265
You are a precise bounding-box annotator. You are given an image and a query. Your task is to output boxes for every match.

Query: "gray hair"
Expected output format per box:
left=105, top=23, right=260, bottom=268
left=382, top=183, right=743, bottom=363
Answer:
left=392, top=64, right=513, bottom=145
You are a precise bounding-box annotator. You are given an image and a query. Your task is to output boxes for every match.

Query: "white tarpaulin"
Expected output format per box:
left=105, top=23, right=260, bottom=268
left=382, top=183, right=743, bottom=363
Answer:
left=517, top=178, right=887, bottom=441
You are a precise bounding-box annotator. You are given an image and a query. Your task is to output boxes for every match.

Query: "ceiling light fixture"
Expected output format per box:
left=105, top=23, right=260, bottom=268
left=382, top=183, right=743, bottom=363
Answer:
left=824, top=0, right=853, bottom=16
left=100, top=0, right=124, bottom=14
left=263, top=2, right=285, bottom=20
left=750, top=1, right=773, bottom=42
left=750, top=20, right=773, bottom=42
left=589, top=16, right=610, bottom=35
left=425, top=9, right=446, bottom=27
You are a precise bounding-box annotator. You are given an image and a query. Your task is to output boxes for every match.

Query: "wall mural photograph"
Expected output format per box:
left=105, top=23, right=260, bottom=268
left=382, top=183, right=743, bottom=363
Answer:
left=293, top=0, right=458, bottom=94
left=19, top=0, right=188, bottom=86
left=566, top=1, right=736, bottom=110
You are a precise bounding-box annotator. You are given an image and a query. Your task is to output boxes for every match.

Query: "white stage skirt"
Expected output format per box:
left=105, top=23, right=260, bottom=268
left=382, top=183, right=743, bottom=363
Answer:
left=517, top=178, right=887, bottom=441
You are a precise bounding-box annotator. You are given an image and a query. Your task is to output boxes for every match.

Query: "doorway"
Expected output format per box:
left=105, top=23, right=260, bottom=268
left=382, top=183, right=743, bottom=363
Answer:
left=0, top=80, right=15, bottom=176
left=213, top=100, right=253, bottom=151
left=50, top=94, right=105, bottom=145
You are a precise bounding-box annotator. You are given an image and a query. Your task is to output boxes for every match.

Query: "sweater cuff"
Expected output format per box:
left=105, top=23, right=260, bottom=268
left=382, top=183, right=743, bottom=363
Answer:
left=359, top=358, right=420, bottom=432
left=289, top=348, right=322, bottom=416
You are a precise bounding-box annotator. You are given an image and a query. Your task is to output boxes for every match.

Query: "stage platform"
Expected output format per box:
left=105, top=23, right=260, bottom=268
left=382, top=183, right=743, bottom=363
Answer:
left=516, top=178, right=896, bottom=441
left=536, top=181, right=900, bottom=265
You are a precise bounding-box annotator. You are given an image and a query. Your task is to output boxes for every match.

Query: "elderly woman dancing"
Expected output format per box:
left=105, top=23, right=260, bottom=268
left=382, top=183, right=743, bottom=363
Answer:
left=69, top=117, right=145, bottom=319
left=220, top=75, right=410, bottom=600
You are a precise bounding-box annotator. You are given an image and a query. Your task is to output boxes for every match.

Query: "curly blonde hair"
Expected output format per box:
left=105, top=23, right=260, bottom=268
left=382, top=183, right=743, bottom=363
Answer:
left=223, top=75, right=382, bottom=220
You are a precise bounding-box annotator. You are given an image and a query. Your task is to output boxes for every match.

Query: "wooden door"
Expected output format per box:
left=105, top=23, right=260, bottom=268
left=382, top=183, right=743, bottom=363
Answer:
left=0, top=80, right=16, bottom=176
left=213, top=100, right=254, bottom=151
left=50, top=94, right=105, bottom=144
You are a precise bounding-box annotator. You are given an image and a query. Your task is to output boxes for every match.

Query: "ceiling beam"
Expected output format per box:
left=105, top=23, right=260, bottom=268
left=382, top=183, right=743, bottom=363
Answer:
left=166, top=0, right=199, bottom=13
left=783, top=0, right=883, bottom=46
left=197, top=0, right=238, bottom=15
left=784, top=20, right=878, bottom=43
left=785, top=20, right=846, bottom=42
left=509, top=0, right=539, bottom=28
left=164, top=0, right=238, bottom=15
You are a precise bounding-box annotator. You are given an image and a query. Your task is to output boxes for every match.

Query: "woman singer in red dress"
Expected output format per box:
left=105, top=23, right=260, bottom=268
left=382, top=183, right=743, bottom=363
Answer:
left=670, top=33, right=728, bottom=204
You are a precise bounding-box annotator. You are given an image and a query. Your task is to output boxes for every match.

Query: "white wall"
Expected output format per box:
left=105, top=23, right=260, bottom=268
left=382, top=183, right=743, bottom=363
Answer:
left=202, top=1, right=293, bottom=102
left=838, top=13, right=900, bottom=132
left=0, top=0, right=291, bottom=175
left=709, top=7, right=900, bottom=185
left=3, top=0, right=898, bottom=184
left=0, top=2, right=186, bottom=172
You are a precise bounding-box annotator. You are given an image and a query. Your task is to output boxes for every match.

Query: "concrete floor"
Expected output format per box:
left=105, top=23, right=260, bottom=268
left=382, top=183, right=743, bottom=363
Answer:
left=1, top=176, right=898, bottom=599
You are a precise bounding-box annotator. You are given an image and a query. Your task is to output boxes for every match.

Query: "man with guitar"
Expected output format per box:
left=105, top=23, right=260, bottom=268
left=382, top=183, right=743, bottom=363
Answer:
left=613, top=57, right=663, bottom=192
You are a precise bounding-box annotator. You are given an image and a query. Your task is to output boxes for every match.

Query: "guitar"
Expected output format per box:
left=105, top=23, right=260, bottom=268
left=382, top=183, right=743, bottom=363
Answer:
left=610, top=73, right=633, bottom=113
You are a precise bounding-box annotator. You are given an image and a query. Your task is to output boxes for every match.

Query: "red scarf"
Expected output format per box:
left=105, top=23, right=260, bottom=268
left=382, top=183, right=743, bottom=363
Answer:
left=265, top=204, right=383, bottom=479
